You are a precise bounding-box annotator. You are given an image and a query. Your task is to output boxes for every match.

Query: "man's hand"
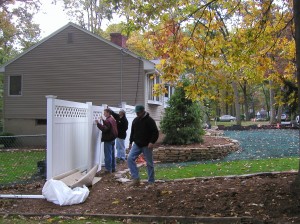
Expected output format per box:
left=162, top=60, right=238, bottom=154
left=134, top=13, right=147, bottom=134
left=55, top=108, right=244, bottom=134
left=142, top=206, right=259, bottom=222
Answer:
left=148, top=143, right=154, bottom=150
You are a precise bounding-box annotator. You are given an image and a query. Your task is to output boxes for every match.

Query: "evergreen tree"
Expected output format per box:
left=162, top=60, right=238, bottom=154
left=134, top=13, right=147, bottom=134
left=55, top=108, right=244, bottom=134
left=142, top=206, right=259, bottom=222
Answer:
left=161, top=83, right=204, bottom=145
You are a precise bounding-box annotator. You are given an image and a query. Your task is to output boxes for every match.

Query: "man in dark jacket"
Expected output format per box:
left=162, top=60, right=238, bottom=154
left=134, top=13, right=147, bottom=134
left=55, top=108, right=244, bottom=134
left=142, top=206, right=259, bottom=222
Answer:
left=127, top=105, right=159, bottom=186
left=95, top=109, right=118, bottom=174
left=111, top=109, right=128, bottom=163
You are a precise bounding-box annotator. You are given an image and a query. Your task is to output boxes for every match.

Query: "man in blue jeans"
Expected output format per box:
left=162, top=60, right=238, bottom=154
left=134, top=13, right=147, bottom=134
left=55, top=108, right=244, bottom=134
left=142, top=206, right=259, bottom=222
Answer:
left=96, top=109, right=118, bottom=174
left=127, top=105, right=159, bottom=186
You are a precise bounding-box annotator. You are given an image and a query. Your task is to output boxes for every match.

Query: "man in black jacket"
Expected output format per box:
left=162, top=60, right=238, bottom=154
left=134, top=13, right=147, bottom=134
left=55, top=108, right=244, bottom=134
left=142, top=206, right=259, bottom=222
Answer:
left=127, top=105, right=159, bottom=187
left=111, top=109, right=128, bottom=163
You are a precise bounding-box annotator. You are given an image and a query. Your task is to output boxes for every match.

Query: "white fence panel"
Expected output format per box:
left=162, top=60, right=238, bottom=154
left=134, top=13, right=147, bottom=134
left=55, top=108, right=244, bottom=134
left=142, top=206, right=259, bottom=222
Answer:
left=46, top=96, right=136, bottom=180
left=91, top=105, right=104, bottom=171
left=46, top=96, right=90, bottom=179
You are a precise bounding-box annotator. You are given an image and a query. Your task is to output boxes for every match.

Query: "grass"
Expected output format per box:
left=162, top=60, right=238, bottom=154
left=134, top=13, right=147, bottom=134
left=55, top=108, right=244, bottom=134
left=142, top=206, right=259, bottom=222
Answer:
left=214, top=120, right=270, bottom=127
left=140, top=157, right=299, bottom=180
left=0, top=150, right=45, bottom=184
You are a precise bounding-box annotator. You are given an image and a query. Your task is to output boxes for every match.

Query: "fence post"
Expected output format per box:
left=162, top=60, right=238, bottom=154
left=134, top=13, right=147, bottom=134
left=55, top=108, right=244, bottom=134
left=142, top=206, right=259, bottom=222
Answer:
left=87, top=102, right=93, bottom=170
left=45, top=95, right=57, bottom=180
left=121, top=102, right=126, bottom=109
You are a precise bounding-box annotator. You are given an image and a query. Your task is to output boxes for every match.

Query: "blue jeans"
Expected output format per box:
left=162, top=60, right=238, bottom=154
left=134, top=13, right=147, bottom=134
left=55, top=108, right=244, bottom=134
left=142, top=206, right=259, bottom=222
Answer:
left=127, top=143, right=155, bottom=183
left=116, top=138, right=126, bottom=160
left=104, top=140, right=115, bottom=172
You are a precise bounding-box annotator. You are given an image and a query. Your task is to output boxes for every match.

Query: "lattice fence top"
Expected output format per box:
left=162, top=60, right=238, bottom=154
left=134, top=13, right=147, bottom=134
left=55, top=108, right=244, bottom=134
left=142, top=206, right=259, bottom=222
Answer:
left=93, top=111, right=102, bottom=120
left=55, top=106, right=88, bottom=118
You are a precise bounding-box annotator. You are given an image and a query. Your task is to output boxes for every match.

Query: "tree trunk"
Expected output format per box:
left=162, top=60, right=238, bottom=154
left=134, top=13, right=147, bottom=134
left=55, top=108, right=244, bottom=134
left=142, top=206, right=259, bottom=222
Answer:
left=269, top=80, right=276, bottom=124
left=241, top=81, right=250, bottom=121
left=276, top=106, right=283, bottom=123
left=262, top=84, right=270, bottom=118
left=232, top=81, right=241, bottom=125
left=291, top=0, right=300, bottom=197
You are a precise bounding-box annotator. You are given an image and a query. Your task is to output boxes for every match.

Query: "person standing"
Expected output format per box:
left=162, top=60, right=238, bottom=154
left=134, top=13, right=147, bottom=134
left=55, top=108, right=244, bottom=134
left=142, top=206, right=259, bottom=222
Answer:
left=111, top=108, right=128, bottom=163
left=95, top=109, right=118, bottom=174
left=127, top=105, right=159, bottom=186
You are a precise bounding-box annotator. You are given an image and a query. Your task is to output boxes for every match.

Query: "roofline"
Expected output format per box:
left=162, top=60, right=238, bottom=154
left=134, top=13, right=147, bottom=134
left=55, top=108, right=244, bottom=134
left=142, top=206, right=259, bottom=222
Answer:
left=0, top=22, right=155, bottom=72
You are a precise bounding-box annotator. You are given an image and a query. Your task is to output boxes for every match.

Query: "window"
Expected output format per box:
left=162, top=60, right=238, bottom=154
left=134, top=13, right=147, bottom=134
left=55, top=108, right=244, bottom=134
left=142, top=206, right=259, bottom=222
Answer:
left=9, top=75, right=22, bottom=96
left=148, top=74, right=162, bottom=104
left=164, top=84, right=175, bottom=107
left=164, top=84, right=174, bottom=98
left=36, top=119, right=47, bottom=125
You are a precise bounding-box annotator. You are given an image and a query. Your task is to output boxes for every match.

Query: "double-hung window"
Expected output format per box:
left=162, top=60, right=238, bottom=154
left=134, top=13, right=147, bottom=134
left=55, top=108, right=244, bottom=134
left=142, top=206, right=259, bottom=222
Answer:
left=147, top=74, right=162, bottom=104
left=9, top=75, right=22, bottom=96
left=164, top=84, right=174, bottom=107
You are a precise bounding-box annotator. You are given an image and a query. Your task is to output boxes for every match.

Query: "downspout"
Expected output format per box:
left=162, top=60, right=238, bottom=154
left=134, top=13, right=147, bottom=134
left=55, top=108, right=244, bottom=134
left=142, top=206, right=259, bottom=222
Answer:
left=135, top=58, right=142, bottom=105
left=120, top=49, right=124, bottom=104
left=0, top=194, right=45, bottom=199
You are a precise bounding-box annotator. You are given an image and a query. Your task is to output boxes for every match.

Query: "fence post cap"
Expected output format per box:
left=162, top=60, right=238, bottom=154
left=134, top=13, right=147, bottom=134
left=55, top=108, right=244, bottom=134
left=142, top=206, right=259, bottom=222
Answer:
left=46, top=95, right=57, bottom=99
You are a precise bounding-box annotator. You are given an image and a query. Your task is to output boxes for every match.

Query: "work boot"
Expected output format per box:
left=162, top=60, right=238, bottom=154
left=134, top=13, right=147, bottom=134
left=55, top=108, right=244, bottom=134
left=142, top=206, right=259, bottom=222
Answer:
left=128, top=178, right=140, bottom=187
left=145, top=182, right=155, bottom=189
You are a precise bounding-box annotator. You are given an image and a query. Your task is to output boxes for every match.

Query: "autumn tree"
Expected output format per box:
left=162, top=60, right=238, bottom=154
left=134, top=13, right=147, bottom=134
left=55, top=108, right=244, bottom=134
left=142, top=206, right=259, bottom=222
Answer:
left=291, top=0, right=300, bottom=196
left=0, top=0, right=41, bottom=64
left=54, top=0, right=115, bottom=35
left=107, top=0, right=294, bottom=124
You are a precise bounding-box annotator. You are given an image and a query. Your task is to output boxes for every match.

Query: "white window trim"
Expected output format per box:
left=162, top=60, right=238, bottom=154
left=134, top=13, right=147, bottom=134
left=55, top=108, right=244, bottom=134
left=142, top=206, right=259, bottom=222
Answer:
left=8, top=75, right=23, bottom=96
left=163, top=84, right=175, bottom=108
left=147, top=100, right=163, bottom=105
left=147, top=73, right=163, bottom=104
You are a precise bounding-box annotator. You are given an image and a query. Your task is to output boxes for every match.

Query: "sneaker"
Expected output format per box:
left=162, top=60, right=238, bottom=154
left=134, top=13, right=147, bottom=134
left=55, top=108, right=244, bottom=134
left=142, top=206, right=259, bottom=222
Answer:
left=128, top=178, right=140, bottom=187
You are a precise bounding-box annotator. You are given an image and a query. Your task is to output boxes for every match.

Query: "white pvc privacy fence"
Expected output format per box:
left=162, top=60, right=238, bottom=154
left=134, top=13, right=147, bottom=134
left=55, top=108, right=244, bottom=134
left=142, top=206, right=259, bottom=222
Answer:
left=46, top=95, right=136, bottom=180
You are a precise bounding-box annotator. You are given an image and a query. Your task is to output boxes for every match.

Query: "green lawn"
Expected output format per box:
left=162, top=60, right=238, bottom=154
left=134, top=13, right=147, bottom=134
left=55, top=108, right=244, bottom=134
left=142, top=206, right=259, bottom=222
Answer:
left=140, top=157, right=299, bottom=180
left=214, top=120, right=270, bottom=127
left=0, top=150, right=45, bottom=184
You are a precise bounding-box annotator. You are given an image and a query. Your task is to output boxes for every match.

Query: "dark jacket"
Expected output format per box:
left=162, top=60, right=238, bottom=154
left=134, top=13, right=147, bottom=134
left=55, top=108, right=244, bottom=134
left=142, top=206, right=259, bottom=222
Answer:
left=96, top=115, right=118, bottom=142
left=129, top=112, right=159, bottom=147
left=111, top=111, right=128, bottom=139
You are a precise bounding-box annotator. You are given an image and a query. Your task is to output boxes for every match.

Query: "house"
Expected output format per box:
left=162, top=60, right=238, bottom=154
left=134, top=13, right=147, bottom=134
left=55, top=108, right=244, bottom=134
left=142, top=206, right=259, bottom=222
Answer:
left=0, top=22, right=169, bottom=135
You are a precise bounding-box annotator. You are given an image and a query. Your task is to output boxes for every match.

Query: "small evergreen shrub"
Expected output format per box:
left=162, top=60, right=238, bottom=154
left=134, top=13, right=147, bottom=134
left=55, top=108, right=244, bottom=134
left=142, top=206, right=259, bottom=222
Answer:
left=160, top=83, right=204, bottom=145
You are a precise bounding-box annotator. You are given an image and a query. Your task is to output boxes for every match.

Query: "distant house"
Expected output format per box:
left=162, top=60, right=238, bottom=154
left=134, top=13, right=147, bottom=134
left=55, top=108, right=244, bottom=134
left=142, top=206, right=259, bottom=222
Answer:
left=0, top=23, right=169, bottom=135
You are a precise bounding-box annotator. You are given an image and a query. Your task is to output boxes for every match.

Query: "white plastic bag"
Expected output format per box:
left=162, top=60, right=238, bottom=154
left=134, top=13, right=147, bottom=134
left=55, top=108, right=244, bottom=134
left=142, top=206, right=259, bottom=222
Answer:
left=42, top=179, right=89, bottom=206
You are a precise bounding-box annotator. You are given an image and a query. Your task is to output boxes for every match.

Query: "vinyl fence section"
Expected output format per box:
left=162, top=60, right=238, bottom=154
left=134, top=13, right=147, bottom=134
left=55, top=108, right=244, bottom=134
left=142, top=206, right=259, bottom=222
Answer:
left=46, top=96, right=135, bottom=180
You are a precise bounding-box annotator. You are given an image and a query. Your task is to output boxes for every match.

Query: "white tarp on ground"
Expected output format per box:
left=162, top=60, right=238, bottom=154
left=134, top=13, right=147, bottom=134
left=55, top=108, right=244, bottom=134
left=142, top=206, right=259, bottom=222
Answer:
left=42, top=179, right=89, bottom=206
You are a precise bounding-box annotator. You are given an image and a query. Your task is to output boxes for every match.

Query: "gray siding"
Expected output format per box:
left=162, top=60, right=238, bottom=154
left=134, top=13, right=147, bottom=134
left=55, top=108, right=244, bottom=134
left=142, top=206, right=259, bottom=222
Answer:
left=146, top=104, right=164, bottom=127
left=4, top=26, right=145, bottom=121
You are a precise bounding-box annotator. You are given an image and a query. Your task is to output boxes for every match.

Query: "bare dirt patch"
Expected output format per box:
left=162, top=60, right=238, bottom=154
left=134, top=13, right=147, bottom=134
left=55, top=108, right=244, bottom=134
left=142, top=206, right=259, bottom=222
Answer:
left=1, top=136, right=300, bottom=223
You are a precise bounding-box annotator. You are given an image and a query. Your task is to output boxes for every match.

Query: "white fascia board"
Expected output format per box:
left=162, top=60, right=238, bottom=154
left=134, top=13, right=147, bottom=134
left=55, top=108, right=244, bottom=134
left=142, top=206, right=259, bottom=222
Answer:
left=143, top=59, right=155, bottom=72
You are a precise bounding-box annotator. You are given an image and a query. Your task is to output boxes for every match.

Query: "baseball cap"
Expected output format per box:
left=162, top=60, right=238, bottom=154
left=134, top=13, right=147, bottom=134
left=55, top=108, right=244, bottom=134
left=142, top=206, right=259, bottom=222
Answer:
left=135, top=105, right=145, bottom=113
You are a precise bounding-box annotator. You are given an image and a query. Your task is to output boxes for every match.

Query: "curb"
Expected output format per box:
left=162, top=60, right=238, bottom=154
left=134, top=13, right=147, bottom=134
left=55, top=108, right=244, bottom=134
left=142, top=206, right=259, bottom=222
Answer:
left=0, top=213, right=264, bottom=224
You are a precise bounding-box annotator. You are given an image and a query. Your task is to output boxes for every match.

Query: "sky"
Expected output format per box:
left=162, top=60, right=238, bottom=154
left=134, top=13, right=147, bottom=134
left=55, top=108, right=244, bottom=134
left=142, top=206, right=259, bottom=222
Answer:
left=33, top=1, right=121, bottom=39
left=33, top=1, right=70, bottom=38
